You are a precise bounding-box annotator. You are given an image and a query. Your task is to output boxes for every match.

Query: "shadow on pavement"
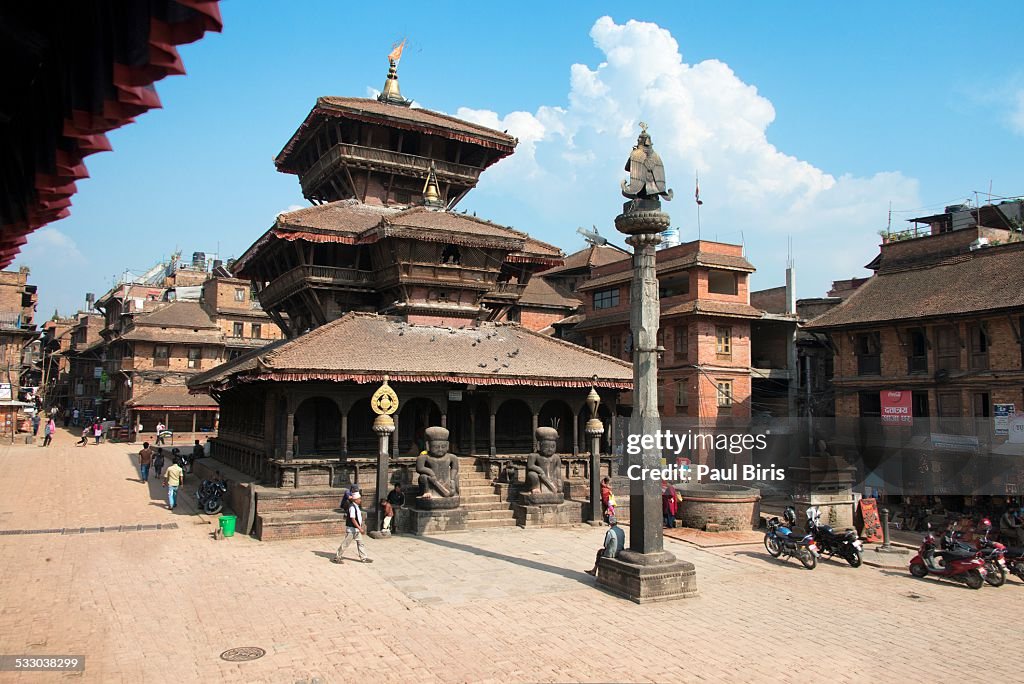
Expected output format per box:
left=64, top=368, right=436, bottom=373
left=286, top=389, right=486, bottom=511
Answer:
left=731, top=550, right=816, bottom=571
left=413, top=535, right=593, bottom=585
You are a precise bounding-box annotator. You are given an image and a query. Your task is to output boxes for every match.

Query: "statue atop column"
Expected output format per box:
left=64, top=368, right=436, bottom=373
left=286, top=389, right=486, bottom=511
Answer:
left=416, top=426, right=460, bottom=509
left=523, top=426, right=564, bottom=505
left=621, top=122, right=673, bottom=202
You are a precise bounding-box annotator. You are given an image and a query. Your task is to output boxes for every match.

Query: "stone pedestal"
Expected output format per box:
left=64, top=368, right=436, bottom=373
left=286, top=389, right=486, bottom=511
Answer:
left=792, top=490, right=856, bottom=529
left=514, top=500, right=582, bottom=528
left=521, top=491, right=563, bottom=505
left=597, top=552, right=698, bottom=603
left=405, top=507, right=468, bottom=535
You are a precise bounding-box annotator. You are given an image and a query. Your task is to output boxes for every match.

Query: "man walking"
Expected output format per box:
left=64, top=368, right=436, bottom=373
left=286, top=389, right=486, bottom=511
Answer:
left=138, top=442, right=154, bottom=482
left=31, top=412, right=40, bottom=437
left=153, top=448, right=166, bottom=478
left=72, top=407, right=79, bottom=426
left=586, top=515, right=625, bottom=577
left=333, top=491, right=372, bottom=564
left=163, top=458, right=184, bottom=510
left=155, top=422, right=166, bottom=446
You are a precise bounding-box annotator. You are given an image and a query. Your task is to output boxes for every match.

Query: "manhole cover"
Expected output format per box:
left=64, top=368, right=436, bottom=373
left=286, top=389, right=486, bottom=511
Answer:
left=220, top=647, right=266, bottom=662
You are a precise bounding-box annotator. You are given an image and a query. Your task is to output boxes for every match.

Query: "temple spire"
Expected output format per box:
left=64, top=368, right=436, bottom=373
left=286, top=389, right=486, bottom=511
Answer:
left=422, top=163, right=443, bottom=208
left=378, top=39, right=412, bottom=107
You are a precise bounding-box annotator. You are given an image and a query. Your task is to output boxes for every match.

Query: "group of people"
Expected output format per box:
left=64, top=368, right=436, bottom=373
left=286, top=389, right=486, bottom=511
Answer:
left=137, top=439, right=205, bottom=510
left=31, top=413, right=56, bottom=447
left=331, top=483, right=406, bottom=565
left=1000, top=506, right=1024, bottom=546
left=75, top=419, right=107, bottom=446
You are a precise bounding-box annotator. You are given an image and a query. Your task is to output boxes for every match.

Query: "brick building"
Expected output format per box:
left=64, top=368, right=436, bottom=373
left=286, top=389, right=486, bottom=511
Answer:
left=806, top=207, right=1024, bottom=504
left=0, top=269, right=38, bottom=409
left=573, top=240, right=760, bottom=428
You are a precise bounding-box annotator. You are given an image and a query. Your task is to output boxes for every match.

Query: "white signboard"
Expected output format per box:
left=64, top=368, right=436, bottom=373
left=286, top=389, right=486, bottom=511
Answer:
left=447, top=390, right=463, bottom=402
left=1009, top=413, right=1024, bottom=445
left=0, top=383, right=11, bottom=401
left=995, top=403, right=1016, bottom=436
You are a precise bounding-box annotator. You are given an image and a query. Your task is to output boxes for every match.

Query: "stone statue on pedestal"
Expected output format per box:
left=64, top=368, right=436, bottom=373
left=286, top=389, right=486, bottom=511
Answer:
left=523, top=427, right=564, bottom=505
left=416, top=426, right=460, bottom=509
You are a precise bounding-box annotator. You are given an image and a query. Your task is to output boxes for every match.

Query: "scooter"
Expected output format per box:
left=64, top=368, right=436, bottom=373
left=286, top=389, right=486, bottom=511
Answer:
left=909, top=523, right=987, bottom=589
left=196, top=477, right=228, bottom=515
left=806, top=506, right=863, bottom=567
left=942, top=519, right=1007, bottom=587
left=764, top=507, right=819, bottom=569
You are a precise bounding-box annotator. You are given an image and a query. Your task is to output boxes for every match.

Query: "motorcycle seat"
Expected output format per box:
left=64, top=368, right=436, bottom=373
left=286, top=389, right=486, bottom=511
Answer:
left=939, top=548, right=975, bottom=560
left=1004, top=547, right=1024, bottom=558
left=785, top=532, right=807, bottom=542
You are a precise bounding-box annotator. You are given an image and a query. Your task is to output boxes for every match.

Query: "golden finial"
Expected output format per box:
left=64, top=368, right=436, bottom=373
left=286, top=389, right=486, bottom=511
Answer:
left=422, top=163, right=442, bottom=208
left=379, top=39, right=412, bottom=107
left=371, top=375, right=399, bottom=416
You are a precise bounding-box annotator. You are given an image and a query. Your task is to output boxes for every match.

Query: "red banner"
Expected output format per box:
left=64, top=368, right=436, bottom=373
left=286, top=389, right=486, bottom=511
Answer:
left=880, top=390, right=912, bottom=426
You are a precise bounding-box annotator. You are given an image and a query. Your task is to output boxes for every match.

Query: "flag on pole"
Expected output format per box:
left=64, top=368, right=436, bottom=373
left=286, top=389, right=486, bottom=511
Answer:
left=695, top=173, right=703, bottom=206
left=388, top=38, right=407, bottom=63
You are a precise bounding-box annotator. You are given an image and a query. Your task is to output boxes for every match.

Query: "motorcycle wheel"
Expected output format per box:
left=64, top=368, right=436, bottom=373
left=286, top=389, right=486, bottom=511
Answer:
left=799, top=549, right=817, bottom=570
left=984, top=563, right=1006, bottom=587
left=965, top=569, right=984, bottom=590
left=764, top=535, right=782, bottom=558
left=845, top=549, right=862, bottom=568
left=909, top=563, right=928, bottom=578
left=203, top=499, right=223, bottom=515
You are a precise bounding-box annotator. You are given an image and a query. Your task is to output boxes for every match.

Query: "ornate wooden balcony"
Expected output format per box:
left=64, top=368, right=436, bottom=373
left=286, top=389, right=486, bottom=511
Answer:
left=300, top=143, right=483, bottom=197
left=258, top=265, right=376, bottom=310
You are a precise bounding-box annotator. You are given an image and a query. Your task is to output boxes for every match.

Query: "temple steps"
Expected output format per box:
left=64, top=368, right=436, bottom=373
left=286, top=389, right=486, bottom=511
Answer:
left=466, top=518, right=517, bottom=528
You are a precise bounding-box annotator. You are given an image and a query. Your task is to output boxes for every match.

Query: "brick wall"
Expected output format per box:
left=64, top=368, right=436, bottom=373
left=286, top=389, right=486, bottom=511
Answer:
left=520, top=309, right=565, bottom=332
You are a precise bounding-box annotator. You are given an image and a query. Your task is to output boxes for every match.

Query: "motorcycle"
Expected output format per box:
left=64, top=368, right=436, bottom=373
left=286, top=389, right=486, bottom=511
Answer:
left=805, top=506, right=863, bottom=568
left=941, top=519, right=1007, bottom=587
left=196, top=477, right=228, bottom=515
left=909, top=523, right=987, bottom=589
left=1004, top=546, right=1024, bottom=583
left=764, top=507, right=819, bottom=569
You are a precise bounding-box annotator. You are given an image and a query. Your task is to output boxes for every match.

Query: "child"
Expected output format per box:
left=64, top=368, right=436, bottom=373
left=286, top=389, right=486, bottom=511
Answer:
left=381, top=498, right=395, bottom=535
left=76, top=426, right=89, bottom=447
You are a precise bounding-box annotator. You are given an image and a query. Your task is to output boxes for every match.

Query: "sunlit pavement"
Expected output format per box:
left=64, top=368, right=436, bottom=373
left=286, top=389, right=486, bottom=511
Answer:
left=1, top=430, right=1023, bottom=683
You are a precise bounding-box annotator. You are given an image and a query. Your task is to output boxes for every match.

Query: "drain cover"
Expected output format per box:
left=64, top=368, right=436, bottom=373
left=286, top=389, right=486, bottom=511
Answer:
left=220, top=647, right=266, bottom=662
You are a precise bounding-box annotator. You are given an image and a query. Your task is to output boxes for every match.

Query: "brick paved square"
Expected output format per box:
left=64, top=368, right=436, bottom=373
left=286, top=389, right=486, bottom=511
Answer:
left=1, top=431, right=1023, bottom=682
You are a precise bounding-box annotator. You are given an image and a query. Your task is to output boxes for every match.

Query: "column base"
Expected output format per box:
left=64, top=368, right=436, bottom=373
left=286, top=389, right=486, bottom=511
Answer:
left=596, top=551, right=698, bottom=603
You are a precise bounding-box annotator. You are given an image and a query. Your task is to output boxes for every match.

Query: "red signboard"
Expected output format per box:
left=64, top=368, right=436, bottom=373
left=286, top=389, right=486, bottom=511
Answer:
left=880, top=390, right=912, bottom=426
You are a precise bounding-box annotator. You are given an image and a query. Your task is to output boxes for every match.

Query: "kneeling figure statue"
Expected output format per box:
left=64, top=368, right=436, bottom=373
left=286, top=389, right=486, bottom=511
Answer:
left=416, top=426, right=460, bottom=509
left=523, top=427, right=564, bottom=505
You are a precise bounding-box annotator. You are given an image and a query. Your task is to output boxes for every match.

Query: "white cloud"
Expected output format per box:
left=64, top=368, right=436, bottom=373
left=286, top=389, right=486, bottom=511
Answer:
left=454, top=17, right=920, bottom=297
left=1010, top=90, right=1024, bottom=135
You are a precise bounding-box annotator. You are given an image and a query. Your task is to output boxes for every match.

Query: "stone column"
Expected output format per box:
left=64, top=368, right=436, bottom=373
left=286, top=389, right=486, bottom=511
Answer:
left=585, top=386, right=604, bottom=525
left=284, top=409, right=295, bottom=460
left=374, top=419, right=394, bottom=531
left=572, top=413, right=579, bottom=457
left=340, top=412, right=348, bottom=456
left=625, top=231, right=665, bottom=555
left=595, top=124, right=696, bottom=602
left=489, top=411, right=496, bottom=457
left=531, top=410, right=539, bottom=451
left=469, top=409, right=477, bottom=456
left=391, top=412, right=399, bottom=458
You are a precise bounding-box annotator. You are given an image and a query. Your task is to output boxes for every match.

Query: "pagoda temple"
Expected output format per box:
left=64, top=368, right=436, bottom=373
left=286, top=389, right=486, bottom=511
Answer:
left=189, top=50, right=631, bottom=538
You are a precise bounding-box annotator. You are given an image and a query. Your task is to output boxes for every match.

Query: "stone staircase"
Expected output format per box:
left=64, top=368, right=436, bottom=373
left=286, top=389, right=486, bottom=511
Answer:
left=456, top=456, right=517, bottom=530
left=252, top=457, right=516, bottom=540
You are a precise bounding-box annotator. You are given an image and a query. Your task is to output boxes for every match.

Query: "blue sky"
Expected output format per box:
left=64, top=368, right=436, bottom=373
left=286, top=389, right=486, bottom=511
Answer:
left=17, top=1, right=1024, bottom=318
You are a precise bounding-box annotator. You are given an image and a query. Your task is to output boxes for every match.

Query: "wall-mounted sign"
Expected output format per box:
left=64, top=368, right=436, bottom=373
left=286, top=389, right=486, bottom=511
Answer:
left=995, top=404, right=1016, bottom=436
left=447, top=390, right=463, bottom=402
left=1009, top=414, right=1024, bottom=445
left=0, top=383, right=10, bottom=400
left=880, top=390, right=912, bottom=425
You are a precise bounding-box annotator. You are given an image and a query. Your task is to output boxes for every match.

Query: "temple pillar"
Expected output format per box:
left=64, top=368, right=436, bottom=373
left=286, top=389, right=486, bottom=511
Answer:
left=341, top=413, right=348, bottom=456
left=469, top=409, right=476, bottom=456
left=531, top=411, right=539, bottom=451
left=284, top=410, right=295, bottom=460
left=489, top=411, right=496, bottom=457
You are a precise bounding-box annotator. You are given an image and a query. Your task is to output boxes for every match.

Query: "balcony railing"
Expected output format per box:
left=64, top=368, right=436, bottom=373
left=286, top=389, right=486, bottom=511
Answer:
left=300, top=143, right=482, bottom=196
left=258, top=265, right=376, bottom=310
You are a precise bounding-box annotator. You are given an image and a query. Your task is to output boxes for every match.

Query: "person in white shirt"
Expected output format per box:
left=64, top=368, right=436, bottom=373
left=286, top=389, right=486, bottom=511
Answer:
left=332, top=492, right=373, bottom=564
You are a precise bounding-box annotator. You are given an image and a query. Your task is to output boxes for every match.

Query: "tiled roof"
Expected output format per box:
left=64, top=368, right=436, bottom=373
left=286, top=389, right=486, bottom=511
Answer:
left=188, top=312, right=632, bottom=390
left=127, top=384, right=218, bottom=409
left=121, top=328, right=224, bottom=344
left=380, top=207, right=529, bottom=248
left=278, top=200, right=397, bottom=235
left=579, top=252, right=755, bottom=291
left=518, top=278, right=581, bottom=309
left=541, top=246, right=626, bottom=276
left=662, top=300, right=763, bottom=319
left=133, top=302, right=219, bottom=330
left=806, top=242, right=1024, bottom=329
left=276, top=97, right=516, bottom=172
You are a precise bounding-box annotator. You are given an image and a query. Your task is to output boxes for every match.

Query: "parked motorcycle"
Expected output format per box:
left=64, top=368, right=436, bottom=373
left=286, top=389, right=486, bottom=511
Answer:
left=196, top=477, right=228, bottom=515
left=909, top=523, right=987, bottom=589
left=805, top=506, right=863, bottom=567
left=764, top=507, right=818, bottom=569
left=1004, top=546, right=1024, bottom=583
left=941, top=519, right=1007, bottom=587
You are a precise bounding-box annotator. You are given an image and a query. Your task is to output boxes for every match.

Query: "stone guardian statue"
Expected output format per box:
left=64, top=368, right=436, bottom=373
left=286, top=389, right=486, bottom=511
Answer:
left=416, top=426, right=460, bottom=509
left=523, top=426, right=564, bottom=504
